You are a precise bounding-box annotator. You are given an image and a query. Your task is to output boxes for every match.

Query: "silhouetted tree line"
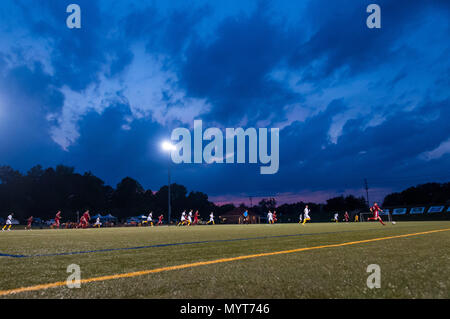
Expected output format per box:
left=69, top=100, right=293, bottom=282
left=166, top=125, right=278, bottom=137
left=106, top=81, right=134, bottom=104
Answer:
left=0, top=165, right=447, bottom=223
left=0, top=165, right=219, bottom=222
left=382, top=182, right=450, bottom=206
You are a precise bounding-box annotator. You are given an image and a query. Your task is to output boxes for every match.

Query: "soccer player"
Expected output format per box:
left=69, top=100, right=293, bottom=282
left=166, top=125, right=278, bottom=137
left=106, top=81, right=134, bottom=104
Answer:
left=242, top=210, right=249, bottom=224
left=333, top=212, right=339, bottom=222
left=177, top=211, right=188, bottom=226
left=344, top=211, right=349, bottom=222
left=193, top=210, right=200, bottom=225
left=273, top=211, right=277, bottom=223
left=78, top=215, right=86, bottom=228
left=298, top=211, right=303, bottom=224
left=94, top=217, right=102, bottom=228
left=26, top=216, right=33, bottom=230
left=51, top=211, right=62, bottom=229
left=79, top=210, right=90, bottom=228
left=206, top=212, right=215, bottom=225
left=147, top=212, right=154, bottom=227
left=188, top=210, right=193, bottom=225
left=2, top=213, right=13, bottom=231
left=177, top=211, right=185, bottom=226
left=354, top=214, right=359, bottom=222
left=267, top=211, right=274, bottom=224
left=157, top=214, right=164, bottom=226
left=368, top=202, right=385, bottom=225
left=302, top=205, right=311, bottom=225
left=84, top=210, right=91, bottom=227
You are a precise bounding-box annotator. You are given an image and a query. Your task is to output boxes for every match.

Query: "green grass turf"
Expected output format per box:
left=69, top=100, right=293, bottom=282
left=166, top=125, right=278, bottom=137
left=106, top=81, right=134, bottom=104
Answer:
left=0, top=221, right=449, bottom=298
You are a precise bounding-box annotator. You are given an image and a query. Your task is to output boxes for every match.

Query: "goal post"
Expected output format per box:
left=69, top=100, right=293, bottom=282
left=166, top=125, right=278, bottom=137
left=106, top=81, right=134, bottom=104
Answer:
left=359, top=212, right=371, bottom=222
left=219, top=215, right=260, bottom=224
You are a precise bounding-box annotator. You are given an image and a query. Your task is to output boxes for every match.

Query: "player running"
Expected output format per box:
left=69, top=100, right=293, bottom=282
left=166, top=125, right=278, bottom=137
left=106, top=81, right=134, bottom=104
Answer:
left=178, top=211, right=190, bottom=226
left=78, top=215, right=86, bottom=228
left=267, top=211, right=274, bottom=224
left=51, top=211, right=62, bottom=229
left=273, top=211, right=277, bottom=223
left=157, top=214, right=164, bottom=226
left=94, top=217, right=102, bottom=228
left=332, top=212, right=339, bottom=222
left=242, top=210, right=249, bottom=224
left=344, top=211, right=349, bottom=222
left=368, top=203, right=385, bottom=225
left=83, top=210, right=91, bottom=226
left=78, top=210, right=90, bottom=228
left=302, top=205, right=311, bottom=225
left=177, top=211, right=185, bottom=226
left=146, top=212, right=154, bottom=227
left=188, top=210, right=193, bottom=225
left=2, top=213, right=13, bottom=231
left=25, top=216, right=33, bottom=230
left=206, top=212, right=215, bottom=225
left=193, top=210, right=200, bottom=225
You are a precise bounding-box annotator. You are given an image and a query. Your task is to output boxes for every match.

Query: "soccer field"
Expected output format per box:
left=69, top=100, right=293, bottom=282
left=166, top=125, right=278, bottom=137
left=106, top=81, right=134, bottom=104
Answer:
left=1, top=221, right=449, bottom=299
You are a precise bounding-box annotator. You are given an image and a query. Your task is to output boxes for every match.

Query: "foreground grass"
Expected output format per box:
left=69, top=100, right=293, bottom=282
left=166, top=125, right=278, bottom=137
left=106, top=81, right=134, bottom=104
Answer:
left=0, top=221, right=449, bottom=298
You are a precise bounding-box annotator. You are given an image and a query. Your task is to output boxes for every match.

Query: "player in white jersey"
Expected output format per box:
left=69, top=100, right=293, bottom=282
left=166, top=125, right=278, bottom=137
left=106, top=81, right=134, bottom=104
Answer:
left=178, top=211, right=190, bottom=226
left=2, top=213, right=13, bottom=231
left=333, top=213, right=339, bottom=223
left=302, top=205, right=311, bottom=225
left=206, top=212, right=215, bottom=225
left=188, top=210, right=193, bottom=224
left=94, top=217, right=102, bottom=228
left=177, top=211, right=186, bottom=226
left=267, top=211, right=274, bottom=224
left=146, top=212, right=154, bottom=227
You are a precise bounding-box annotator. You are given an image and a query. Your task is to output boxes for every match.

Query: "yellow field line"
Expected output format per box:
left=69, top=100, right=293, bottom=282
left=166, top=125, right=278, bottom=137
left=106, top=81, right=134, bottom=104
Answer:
left=1, top=227, right=449, bottom=296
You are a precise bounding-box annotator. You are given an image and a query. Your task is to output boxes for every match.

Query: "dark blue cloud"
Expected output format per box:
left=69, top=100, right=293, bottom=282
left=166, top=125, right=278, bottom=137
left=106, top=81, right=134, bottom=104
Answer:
left=0, top=63, right=65, bottom=169
left=289, top=0, right=450, bottom=81
left=15, top=0, right=135, bottom=90
left=180, top=3, right=302, bottom=124
left=268, top=97, right=450, bottom=193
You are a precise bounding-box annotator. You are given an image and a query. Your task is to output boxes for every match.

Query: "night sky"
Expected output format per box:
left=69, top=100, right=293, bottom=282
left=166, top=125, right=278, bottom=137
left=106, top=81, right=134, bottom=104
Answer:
left=0, top=0, right=449, bottom=205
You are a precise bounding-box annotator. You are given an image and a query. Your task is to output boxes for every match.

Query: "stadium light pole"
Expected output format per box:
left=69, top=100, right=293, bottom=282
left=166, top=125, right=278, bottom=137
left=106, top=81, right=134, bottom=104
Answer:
left=161, top=141, right=176, bottom=225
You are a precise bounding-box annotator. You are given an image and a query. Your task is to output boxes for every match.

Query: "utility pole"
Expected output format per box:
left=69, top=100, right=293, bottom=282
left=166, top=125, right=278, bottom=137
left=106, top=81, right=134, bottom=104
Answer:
left=168, top=152, right=171, bottom=226
left=364, top=178, right=370, bottom=207
left=161, top=141, right=176, bottom=226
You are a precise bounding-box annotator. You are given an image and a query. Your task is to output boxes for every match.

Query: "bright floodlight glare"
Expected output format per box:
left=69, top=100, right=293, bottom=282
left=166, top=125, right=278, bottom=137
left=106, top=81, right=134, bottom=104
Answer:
left=161, top=141, right=176, bottom=151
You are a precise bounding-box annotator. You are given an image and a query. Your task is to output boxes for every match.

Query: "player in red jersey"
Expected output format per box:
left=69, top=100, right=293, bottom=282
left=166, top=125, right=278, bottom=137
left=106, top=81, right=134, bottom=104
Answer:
left=193, top=210, right=199, bottom=225
left=51, top=211, right=62, bottom=229
left=79, top=210, right=90, bottom=228
left=273, top=211, right=277, bottom=223
left=83, top=210, right=91, bottom=228
left=26, top=216, right=33, bottom=230
left=344, top=211, right=349, bottom=222
left=78, top=216, right=86, bottom=228
left=368, top=203, right=385, bottom=225
left=157, top=214, right=164, bottom=226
